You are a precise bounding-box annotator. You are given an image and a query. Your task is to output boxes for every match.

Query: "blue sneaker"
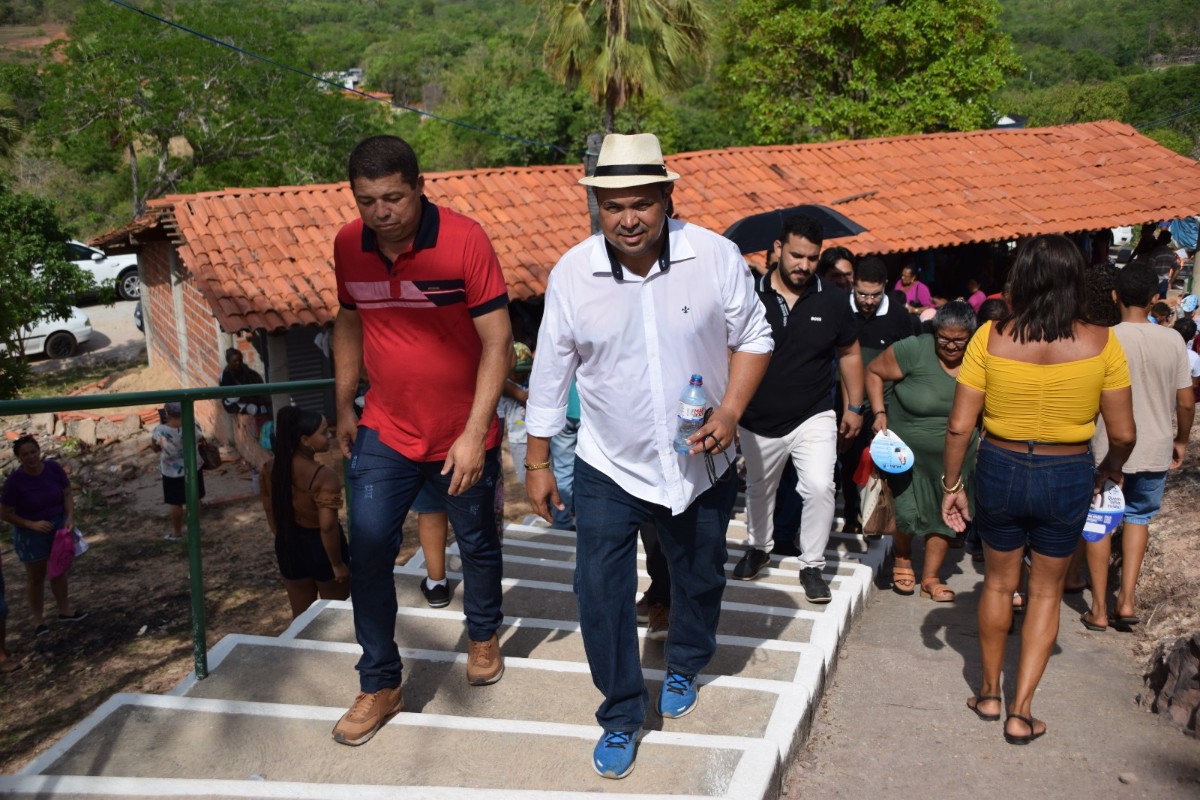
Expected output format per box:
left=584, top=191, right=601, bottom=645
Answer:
left=658, top=669, right=699, bottom=718
left=592, top=729, right=638, bottom=779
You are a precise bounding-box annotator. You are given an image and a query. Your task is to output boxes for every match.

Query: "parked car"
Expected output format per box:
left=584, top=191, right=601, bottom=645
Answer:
left=3, top=306, right=94, bottom=359
left=134, top=300, right=143, bottom=333
left=66, top=241, right=141, bottom=301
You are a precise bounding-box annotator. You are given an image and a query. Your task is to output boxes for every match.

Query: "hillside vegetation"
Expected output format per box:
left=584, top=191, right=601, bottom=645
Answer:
left=0, top=0, right=1196, bottom=240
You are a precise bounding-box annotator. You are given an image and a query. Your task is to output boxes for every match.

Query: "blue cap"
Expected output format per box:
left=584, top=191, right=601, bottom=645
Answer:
left=1181, top=295, right=1198, bottom=313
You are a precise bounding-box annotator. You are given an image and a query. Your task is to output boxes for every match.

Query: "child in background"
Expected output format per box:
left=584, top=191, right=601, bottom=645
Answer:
left=261, top=407, right=349, bottom=618
left=497, top=342, right=533, bottom=484
left=1150, top=301, right=1172, bottom=326
left=150, top=403, right=206, bottom=541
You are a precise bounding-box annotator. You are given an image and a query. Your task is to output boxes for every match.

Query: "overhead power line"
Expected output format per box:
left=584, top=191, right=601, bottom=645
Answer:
left=103, top=0, right=588, bottom=158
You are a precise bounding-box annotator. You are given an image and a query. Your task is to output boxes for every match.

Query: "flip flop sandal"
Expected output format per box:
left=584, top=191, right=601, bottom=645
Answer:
left=920, top=580, right=955, bottom=602
left=892, top=563, right=917, bottom=596
left=967, top=695, right=1002, bottom=722
left=1003, top=713, right=1046, bottom=745
left=1080, top=612, right=1108, bottom=632
left=1011, top=592, right=1026, bottom=615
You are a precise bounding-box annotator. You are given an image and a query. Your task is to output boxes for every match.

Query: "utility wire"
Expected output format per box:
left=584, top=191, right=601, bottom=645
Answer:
left=103, top=0, right=588, bottom=158
left=1134, top=102, right=1200, bottom=131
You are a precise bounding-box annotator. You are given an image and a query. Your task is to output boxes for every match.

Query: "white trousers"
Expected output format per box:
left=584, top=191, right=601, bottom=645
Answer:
left=739, top=411, right=837, bottom=570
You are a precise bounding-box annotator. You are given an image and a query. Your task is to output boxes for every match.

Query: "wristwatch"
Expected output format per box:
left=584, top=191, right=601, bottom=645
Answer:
left=846, top=402, right=868, bottom=415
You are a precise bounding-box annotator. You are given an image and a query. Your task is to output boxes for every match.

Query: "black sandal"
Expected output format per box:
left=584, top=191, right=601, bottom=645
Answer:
left=1003, top=713, right=1046, bottom=745
left=967, top=695, right=1001, bottom=722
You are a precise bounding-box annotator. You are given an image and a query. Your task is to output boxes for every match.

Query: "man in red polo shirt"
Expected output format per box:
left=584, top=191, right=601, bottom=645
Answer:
left=329, top=135, right=513, bottom=747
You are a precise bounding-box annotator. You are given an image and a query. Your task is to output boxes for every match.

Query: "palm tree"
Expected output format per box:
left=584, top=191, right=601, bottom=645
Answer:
left=541, top=0, right=711, bottom=133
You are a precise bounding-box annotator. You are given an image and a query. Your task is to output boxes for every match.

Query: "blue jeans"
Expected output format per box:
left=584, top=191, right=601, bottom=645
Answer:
left=549, top=417, right=580, bottom=528
left=974, top=439, right=1094, bottom=558
left=574, top=456, right=737, bottom=732
left=347, top=426, right=504, bottom=692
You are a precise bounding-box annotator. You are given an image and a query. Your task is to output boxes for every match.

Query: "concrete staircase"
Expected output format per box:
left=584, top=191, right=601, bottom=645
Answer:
left=0, top=510, right=888, bottom=799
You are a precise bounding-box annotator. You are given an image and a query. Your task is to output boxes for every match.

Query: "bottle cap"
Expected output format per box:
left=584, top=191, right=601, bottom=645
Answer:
left=690, top=374, right=703, bottom=385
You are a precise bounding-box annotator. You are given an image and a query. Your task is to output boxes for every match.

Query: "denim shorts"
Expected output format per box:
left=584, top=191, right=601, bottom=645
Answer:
left=12, top=516, right=63, bottom=564
left=409, top=483, right=444, bottom=515
left=974, top=439, right=1094, bottom=558
left=1121, top=471, right=1168, bottom=525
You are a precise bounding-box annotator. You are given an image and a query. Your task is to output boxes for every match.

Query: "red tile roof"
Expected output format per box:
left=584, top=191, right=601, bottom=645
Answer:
left=105, top=121, right=1200, bottom=333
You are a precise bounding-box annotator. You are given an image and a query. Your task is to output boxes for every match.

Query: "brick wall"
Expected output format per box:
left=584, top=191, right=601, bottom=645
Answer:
left=140, top=240, right=229, bottom=440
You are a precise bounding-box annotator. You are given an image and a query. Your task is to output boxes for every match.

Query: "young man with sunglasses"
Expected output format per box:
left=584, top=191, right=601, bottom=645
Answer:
left=838, top=256, right=917, bottom=530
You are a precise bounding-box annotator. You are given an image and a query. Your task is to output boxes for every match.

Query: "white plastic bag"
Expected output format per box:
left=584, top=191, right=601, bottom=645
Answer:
left=72, top=527, right=89, bottom=557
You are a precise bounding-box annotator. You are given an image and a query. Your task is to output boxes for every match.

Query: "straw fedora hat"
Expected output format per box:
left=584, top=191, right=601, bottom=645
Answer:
left=579, top=133, right=680, bottom=189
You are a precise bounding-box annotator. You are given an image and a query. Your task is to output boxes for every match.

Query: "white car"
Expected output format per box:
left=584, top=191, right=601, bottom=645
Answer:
left=15, top=306, right=93, bottom=359
left=66, top=241, right=141, bottom=301
left=1112, top=226, right=1134, bottom=246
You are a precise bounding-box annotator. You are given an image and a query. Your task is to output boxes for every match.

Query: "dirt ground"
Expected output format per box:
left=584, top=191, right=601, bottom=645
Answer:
left=0, top=371, right=536, bottom=773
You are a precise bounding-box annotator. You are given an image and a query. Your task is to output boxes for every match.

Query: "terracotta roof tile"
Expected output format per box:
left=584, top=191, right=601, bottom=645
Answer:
left=129, top=121, right=1200, bottom=332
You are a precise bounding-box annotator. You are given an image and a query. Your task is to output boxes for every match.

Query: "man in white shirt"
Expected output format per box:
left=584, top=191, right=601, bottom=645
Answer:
left=524, top=133, right=773, bottom=780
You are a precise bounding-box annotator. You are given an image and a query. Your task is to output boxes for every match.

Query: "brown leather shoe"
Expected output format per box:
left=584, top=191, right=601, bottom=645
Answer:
left=331, top=686, right=403, bottom=746
left=646, top=604, right=669, bottom=641
left=467, top=633, right=504, bottom=685
left=635, top=595, right=650, bottom=623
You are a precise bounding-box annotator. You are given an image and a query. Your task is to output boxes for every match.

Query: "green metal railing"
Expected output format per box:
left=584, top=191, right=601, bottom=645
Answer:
left=0, top=379, right=334, bottom=679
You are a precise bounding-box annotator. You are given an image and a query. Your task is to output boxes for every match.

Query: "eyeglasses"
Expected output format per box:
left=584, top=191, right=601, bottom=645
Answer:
left=935, top=336, right=970, bottom=349
left=699, top=408, right=735, bottom=487
left=854, top=290, right=884, bottom=299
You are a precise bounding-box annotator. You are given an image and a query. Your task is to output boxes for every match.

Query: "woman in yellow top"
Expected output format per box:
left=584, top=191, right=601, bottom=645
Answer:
left=942, top=235, right=1135, bottom=746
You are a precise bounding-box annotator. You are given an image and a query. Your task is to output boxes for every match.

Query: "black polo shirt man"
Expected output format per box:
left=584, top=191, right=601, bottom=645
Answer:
left=839, top=255, right=914, bottom=530
left=850, top=256, right=916, bottom=366
left=734, top=215, right=864, bottom=603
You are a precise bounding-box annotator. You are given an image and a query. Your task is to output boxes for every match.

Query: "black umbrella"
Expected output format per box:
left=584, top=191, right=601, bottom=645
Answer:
left=722, top=205, right=867, bottom=255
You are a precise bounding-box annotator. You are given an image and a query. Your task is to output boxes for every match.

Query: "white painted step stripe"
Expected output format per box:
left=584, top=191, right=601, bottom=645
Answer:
left=303, top=601, right=825, bottom=654
left=178, top=634, right=812, bottom=762
left=17, top=692, right=777, bottom=777
left=0, top=774, right=732, bottom=800
left=390, top=562, right=860, bottom=628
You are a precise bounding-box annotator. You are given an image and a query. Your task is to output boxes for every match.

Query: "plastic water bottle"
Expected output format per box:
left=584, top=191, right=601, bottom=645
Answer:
left=673, top=374, right=706, bottom=454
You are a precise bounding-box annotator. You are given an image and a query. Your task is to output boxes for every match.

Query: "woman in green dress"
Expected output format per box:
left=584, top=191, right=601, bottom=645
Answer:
left=866, top=301, right=979, bottom=601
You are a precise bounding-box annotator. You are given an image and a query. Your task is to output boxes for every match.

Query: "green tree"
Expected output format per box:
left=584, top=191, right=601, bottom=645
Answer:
left=995, top=80, right=1131, bottom=128
left=34, top=0, right=387, bottom=216
left=0, top=187, right=94, bottom=398
left=0, top=90, right=18, bottom=163
left=411, top=36, right=581, bottom=169
left=540, top=0, right=712, bottom=133
left=723, top=0, right=1018, bottom=143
